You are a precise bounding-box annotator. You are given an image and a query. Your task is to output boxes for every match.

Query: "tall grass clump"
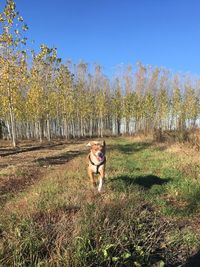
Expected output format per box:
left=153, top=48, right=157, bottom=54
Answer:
left=74, top=193, right=198, bottom=267
left=0, top=205, right=79, bottom=266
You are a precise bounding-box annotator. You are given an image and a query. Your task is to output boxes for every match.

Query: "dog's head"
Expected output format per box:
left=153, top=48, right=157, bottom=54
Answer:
left=87, top=140, right=106, bottom=161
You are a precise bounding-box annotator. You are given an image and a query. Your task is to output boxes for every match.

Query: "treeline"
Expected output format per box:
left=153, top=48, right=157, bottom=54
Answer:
left=0, top=1, right=200, bottom=147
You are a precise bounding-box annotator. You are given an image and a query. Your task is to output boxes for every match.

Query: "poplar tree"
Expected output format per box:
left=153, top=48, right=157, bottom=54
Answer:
left=123, top=65, right=133, bottom=134
left=156, top=71, right=170, bottom=130
left=184, top=86, right=199, bottom=128
left=172, top=75, right=182, bottom=130
left=27, top=45, right=60, bottom=141
left=56, top=64, right=74, bottom=139
left=93, top=65, right=108, bottom=137
left=143, top=92, right=156, bottom=133
left=0, top=0, right=28, bottom=146
left=112, top=78, right=122, bottom=135
left=75, top=62, right=89, bottom=137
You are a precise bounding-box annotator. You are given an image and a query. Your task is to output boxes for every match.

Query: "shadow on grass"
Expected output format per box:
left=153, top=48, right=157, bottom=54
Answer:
left=108, top=142, right=152, bottom=154
left=134, top=175, right=171, bottom=189
left=35, top=150, right=85, bottom=166
left=184, top=250, right=200, bottom=267
left=110, top=174, right=171, bottom=189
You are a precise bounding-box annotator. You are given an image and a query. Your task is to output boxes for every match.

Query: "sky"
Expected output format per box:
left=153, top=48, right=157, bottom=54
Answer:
left=1, top=0, right=200, bottom=76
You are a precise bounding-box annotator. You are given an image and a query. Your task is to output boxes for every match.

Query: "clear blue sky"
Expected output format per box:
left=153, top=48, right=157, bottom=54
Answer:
left=2, top=0, right=200, bottom=76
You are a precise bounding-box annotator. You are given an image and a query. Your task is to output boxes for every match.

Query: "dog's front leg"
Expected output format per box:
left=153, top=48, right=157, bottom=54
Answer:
left=88, top=167, right=96, bottom=188
left=98, top=169, right=105, bottom=192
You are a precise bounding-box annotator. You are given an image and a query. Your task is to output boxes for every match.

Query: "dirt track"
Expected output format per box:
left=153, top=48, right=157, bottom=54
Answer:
left=0, top=140, right=87, bottom=169
left=0, top=140, right=87, bottom=205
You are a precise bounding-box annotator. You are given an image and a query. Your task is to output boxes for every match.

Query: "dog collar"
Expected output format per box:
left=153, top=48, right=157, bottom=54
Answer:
left=89, top=155, right=106, bottom=174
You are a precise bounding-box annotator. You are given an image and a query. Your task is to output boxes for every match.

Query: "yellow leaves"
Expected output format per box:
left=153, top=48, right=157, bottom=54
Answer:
left=0, top=14, right=5, bottom=22
left=157, top=89, right=169, bottom=120
left=96, top=91, right=107, bottom=116
left=26, top=87, right=43, bottom=119
left=0, top=96, right=9, bottom=112
left=0, top=0, right=28, bottom=53
left=22, top=24, right=28, bottom=32
left=18, top=16, right=23, bottom=22
left=184, top=88, right=199, bottom=121
left=0, top=32, right=13, bottom=45
left=172, top=87, right=182, bottom=115
left=0, top=51, right=28, bottom=120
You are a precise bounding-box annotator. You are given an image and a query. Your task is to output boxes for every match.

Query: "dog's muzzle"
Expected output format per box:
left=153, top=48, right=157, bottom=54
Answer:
left=97, top=152, right=104, bottom=161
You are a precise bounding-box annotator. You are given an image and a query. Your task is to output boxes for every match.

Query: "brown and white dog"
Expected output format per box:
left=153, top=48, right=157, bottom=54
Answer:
left=87, top=140, right=106, bottom=192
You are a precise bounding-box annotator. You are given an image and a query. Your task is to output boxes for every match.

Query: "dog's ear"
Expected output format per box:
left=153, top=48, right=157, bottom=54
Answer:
left=102, top=140, right=106, bottom=147
left=87, top=141, right=99, bottom=147
left=102, top=140, right=106, bottom=153
left=86, top=142, right=92, bottom=147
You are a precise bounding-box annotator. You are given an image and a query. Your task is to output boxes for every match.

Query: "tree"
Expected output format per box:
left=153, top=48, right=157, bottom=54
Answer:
left=171, top=75, right=182, bottom=130
left=56, top=64, right=74, bottom=139
left=156, top=71, right=170, bottom=130
left=184, top=86, right=199, bottom=128
left=0, top=0, right=28, bottom=147
left=27, top=45, right=61, bottom=141
left=123, top=65, right=133, bottom=134
left=143, top=92, right=156, bottom=134
left=112, top=78, right=122, bottom=135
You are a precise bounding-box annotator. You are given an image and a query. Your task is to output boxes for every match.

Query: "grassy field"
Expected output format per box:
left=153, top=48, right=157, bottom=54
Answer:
left=0, top=137, right=200, bottom=266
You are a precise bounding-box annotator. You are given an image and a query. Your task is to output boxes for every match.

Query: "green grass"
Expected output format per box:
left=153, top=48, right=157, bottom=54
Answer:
left=107, top=138, right=200, bottom=217
left=0, top=137, right=200, bottom=266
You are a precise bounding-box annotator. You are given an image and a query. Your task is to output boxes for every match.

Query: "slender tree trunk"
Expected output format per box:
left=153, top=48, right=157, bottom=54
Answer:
left=126, top=118, right=130, bottom=135
left=0, top=121, right=2, bottom=139
left=8, top=80, right=16, bottom=147
left=34, top=121, right=38, bottom=139
left=26, top=122, right=30, bottom=139
left=39, top=120, right=43, bottom=143
left=80, top=117, right=84, bottom=137
left=100, top=116, right=103, bottom=137
left=9, top=101, right=16, bottom=147
left=63, top=118, right=68, bottom=139
left=46, top=117, right=51, bottom=141
left=117, top=118, right=121, bottom=135
left=72, top=119, right=75, bottom=138
left=89, top=118, right=93, bottom=138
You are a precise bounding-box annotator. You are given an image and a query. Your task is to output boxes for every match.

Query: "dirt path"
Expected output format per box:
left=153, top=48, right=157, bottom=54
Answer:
left=0, top=140, right=87, bottom=205
left=0, top=141, right=86, bottom=170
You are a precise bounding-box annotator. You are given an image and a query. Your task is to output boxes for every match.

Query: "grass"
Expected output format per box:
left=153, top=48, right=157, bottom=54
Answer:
left=108, top=138, right=200, bottom=216
left=0, top=137, right=200, bottom=266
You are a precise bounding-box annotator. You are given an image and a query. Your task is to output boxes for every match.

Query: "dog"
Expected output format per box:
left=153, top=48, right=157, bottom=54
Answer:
left=86, top=140, right=106, bottom=192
